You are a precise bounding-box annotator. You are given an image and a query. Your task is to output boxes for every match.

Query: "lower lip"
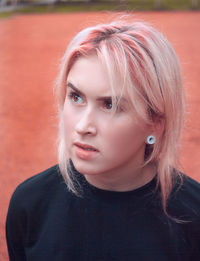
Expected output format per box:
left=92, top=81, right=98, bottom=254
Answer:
left=75, top=146, right=98, bottom=160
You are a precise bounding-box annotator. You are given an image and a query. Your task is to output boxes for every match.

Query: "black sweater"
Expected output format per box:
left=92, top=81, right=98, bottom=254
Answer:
left=6, top=164, right=200, bottom=261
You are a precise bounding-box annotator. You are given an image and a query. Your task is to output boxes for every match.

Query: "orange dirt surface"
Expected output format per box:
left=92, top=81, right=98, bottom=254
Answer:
left=0, top=11, right=200, bottom=260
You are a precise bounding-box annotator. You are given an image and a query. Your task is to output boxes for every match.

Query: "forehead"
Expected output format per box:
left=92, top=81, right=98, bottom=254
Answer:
left=67, top=54, right=125, bottom=98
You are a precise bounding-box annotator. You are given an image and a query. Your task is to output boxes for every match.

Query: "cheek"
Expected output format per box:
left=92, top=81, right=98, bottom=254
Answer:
left=63, top=104, right=76, bottom=139
left=107, top=127, right=133, bottom=149
left=102, top=120, right=147, bottom=152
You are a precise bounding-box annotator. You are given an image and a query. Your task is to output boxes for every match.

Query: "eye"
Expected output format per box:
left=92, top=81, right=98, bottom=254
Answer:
left=68, top=91, right=83, bottom=104
left=102, top=99, right=124, bottom=113
left=103, top=99, right=112, bottom=111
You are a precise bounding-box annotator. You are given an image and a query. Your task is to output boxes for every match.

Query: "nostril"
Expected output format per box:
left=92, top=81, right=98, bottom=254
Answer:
left=76, top=124, right=97, bottom=136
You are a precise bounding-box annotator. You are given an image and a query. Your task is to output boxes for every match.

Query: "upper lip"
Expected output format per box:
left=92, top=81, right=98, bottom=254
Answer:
left=74, top=142, right=98, bottom=151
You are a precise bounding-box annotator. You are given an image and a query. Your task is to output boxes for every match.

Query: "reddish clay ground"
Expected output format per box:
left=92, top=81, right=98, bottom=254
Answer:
left=0, top=11, right=200, bottom=260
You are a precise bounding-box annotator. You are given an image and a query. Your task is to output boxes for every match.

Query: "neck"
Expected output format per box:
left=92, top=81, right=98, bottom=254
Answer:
left=84, top=162, right=156, bottom=192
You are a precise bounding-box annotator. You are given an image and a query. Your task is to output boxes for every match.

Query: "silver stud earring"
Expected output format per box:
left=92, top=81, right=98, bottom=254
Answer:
left=146, top=135, right=156, bottom=145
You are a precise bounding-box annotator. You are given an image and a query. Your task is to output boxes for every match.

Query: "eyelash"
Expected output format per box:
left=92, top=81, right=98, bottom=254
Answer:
left=67, top=90, right=123, bottom=112
left=103, top=99, right=113, bottom=111
left=68, top=91, right=83, bottom=104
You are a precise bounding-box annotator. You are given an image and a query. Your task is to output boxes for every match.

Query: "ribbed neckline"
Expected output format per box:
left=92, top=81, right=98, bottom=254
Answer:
left=70, top=160, right=158, bottom=200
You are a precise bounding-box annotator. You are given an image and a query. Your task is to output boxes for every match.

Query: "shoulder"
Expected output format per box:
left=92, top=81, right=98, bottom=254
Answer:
left=168, top=174, right=200, bottom=220
left=174, top=174, right=200, bottom=203
left=15, top=165, right=62, bottom=191
left=6, top=165, right=71, bottom=255
left=181, top=174, right=200, bottom=189
left=8, top=165, right=67, bottom=211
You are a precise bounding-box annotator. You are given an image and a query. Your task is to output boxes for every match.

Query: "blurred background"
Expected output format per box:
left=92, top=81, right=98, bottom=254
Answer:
left=0, top=1, right=200, bottom=260
left=0, top=0, right=200, bottom=13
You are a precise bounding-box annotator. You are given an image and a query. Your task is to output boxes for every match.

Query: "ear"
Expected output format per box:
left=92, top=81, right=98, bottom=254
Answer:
left=151, top=117, right=165, bottom=140
left=146, top=118, right=165, bottom=144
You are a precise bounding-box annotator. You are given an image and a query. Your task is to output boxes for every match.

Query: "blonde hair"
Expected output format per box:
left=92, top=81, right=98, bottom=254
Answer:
left=56, top=19, right=185, bottom=215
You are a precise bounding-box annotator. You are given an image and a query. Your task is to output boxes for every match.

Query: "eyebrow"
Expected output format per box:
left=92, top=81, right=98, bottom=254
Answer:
left=66, top=81, right=128, bottom=103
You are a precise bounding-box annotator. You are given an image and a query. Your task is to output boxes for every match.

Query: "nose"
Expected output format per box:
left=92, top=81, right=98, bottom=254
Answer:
left=75, top=108, right=97, bottom=136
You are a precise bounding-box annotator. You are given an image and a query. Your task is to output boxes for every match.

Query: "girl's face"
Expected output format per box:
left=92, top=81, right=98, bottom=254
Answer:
left=63, top=54, right=151, bottom=178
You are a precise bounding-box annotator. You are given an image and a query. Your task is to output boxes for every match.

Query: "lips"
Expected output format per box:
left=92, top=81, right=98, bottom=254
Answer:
left=74, top=142, right=98, bottom=152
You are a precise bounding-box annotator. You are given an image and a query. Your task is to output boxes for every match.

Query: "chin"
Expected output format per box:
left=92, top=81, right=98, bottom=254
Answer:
left=72, top=159, right=103, bottom=176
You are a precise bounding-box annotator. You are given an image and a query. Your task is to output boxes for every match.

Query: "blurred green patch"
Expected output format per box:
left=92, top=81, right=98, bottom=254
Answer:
left=0, top=10, right=13, bottom=19
left=0, top=0, right=199, bottom=19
